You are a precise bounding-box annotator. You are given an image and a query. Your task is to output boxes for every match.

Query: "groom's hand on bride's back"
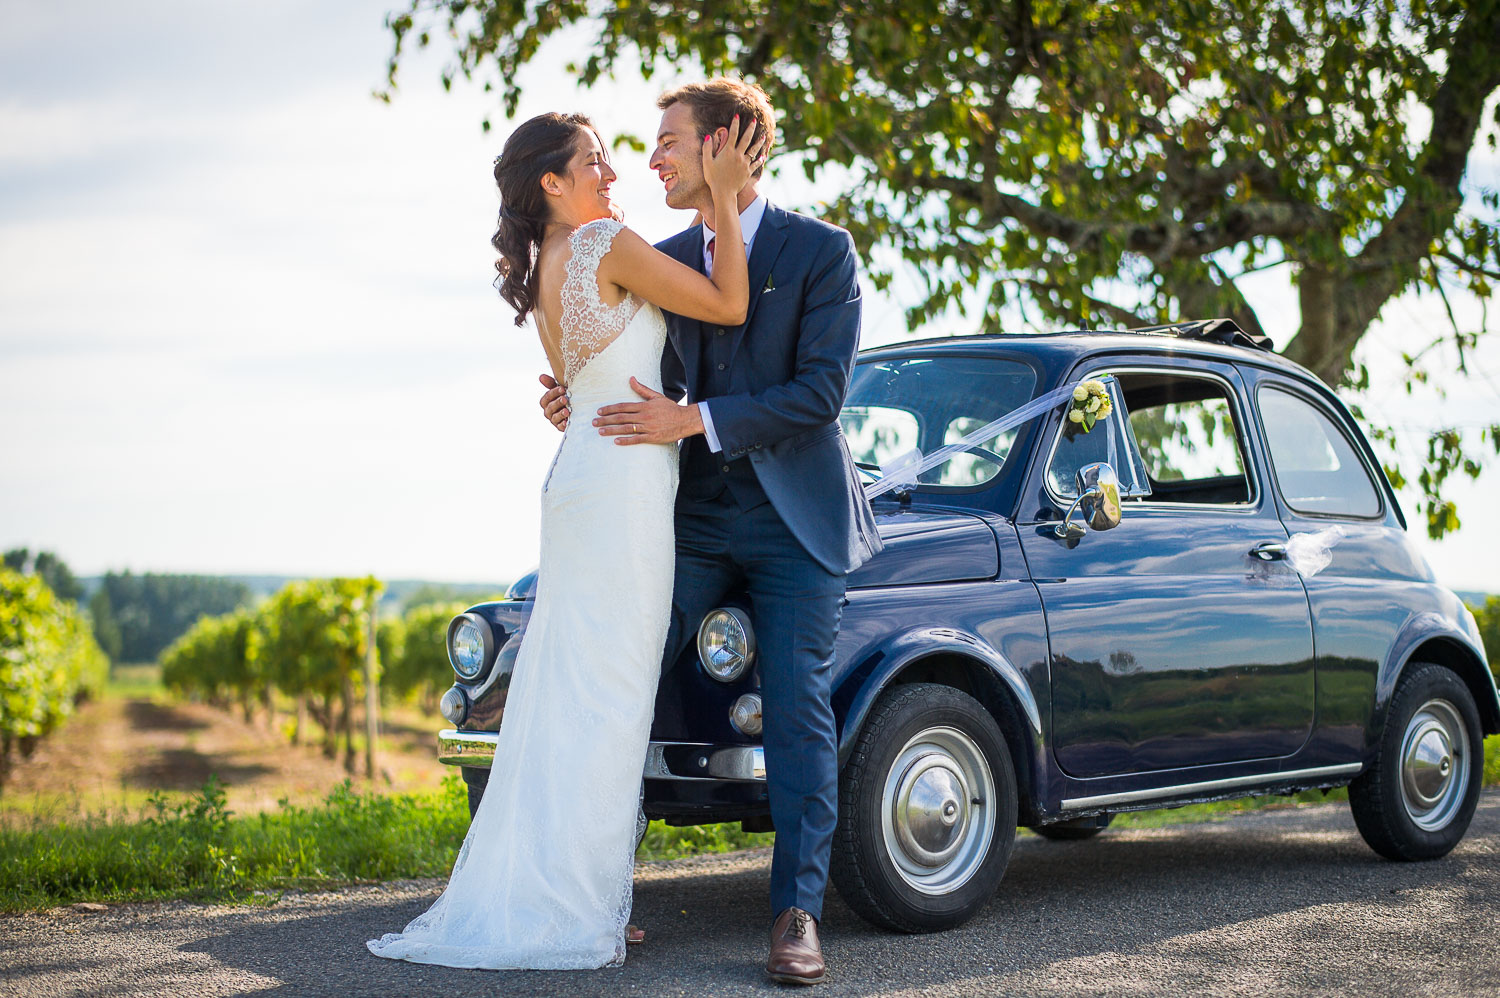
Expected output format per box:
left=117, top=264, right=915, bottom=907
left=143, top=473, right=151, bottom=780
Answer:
left=594, top=377, right=704, bottom=445
left=539, top=374, right=569, bottom=432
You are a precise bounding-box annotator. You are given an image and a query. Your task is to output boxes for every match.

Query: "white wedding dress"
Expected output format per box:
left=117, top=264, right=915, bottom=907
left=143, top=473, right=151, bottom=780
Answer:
left=368, top=218, right=677, bottom=970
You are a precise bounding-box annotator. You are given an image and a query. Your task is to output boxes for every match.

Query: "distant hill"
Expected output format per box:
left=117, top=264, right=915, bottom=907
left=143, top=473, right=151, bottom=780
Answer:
left=73, top=572, right=510, bottom=665
left=79, top=575, right=511, bottom=611
left=1457, top=590, right=1494, bottom=609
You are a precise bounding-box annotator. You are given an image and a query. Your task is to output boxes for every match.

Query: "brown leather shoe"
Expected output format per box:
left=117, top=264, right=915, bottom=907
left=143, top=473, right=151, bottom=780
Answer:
left=766, top=907, right=826, bottom=985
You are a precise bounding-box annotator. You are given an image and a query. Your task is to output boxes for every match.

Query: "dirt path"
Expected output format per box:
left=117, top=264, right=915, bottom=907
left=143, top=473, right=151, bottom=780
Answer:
left=0, top=694, right=450, bottom=822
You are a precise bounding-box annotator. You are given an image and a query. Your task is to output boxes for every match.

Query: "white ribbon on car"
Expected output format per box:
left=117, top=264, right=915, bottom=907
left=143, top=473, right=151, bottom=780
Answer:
left=1284, top=525, right=1346, bottom=578
left=865, top=377, right=1116, bottom=500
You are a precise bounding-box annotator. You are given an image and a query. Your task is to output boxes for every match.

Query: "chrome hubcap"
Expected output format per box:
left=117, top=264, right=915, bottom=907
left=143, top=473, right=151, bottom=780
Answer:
left=881, top=726, right=996, bottom=895
left=1399, top=698, right=1469, bottom=832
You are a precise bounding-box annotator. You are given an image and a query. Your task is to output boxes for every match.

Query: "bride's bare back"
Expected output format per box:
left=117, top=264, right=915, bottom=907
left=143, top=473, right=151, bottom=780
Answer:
left=533, top=222, right=639, bottom=388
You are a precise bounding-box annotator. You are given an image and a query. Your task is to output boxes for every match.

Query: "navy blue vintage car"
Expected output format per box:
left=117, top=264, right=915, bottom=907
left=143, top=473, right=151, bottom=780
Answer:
left=436, top=320, right=1497, bottom=932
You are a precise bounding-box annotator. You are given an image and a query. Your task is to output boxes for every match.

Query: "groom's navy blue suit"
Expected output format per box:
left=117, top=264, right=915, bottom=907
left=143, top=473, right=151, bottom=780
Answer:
left=655, top=201, right=881, bottom=920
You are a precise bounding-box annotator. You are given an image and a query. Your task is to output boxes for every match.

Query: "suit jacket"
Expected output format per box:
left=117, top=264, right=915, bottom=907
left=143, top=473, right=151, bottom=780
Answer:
left=655, top=202, right=882, bottom=576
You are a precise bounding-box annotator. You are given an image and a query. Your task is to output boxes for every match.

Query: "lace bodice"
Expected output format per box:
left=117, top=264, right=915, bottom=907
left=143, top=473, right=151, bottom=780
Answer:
left=559, top=218, right=645, bottom=386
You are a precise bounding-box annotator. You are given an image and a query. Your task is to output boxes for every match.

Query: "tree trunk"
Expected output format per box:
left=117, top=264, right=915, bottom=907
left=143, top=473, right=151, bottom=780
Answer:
left=340, top=676, right=356, bottom=775
left=1285, top=266, right=1339, bottom=381
left=321, top=693, right=337, bottom=759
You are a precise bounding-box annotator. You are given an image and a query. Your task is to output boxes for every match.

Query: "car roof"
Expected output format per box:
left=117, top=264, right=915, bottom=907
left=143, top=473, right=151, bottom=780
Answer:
left=857, top=329, right=1320, bottom=384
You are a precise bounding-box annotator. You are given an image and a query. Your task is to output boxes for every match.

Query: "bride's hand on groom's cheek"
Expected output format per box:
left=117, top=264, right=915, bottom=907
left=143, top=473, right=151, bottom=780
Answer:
left=539, top=373, right=569, bottom=432
left=593, top=377, right=703, bottom=445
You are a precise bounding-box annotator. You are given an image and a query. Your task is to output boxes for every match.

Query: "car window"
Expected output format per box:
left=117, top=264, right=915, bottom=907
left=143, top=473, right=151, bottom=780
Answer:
left=840, top=406, right=919, bottom=471
left=1130, top=397, right=1244, bottom=483
left=1045, top=376, right=1151, bottom=499
left=842, top=357, right=1037, bottom=489
left=940, top=417, right=1019, bottom=487
left=1049, top=371, right=1251, bottom=505
left=1257, top=386, right=1381, bottom=518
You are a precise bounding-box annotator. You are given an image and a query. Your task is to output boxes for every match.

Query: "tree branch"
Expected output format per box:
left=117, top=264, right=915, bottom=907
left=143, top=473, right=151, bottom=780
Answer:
left=1022, top=278, right=1148, bottom=327
left=1439, top=248, right=1500, bottom=281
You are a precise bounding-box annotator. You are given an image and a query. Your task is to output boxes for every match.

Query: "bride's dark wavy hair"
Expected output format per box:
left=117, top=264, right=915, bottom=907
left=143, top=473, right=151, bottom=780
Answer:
left=491, top=112, right=600, bottom=326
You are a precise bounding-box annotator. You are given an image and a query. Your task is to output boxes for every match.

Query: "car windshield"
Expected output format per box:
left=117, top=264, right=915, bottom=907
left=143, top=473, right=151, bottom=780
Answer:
left=841, top=355, right=1038, bottom=490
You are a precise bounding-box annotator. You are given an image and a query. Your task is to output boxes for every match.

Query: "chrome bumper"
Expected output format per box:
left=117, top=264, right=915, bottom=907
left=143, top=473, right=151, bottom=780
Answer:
left=438, top=729, right=766, bottom=782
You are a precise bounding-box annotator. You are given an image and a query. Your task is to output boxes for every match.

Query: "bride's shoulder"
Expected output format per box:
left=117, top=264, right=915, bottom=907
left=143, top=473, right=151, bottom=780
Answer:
left=569, top=217, right=641, bottom=262
left=571, top=218, right=651, bottom=274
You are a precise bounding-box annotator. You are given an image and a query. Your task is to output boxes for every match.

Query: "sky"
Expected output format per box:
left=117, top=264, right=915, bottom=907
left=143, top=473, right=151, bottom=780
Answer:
left=1, top=0, right=1496, bottom=592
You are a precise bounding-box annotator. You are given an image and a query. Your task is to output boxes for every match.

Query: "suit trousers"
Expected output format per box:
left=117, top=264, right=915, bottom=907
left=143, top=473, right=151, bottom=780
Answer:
left=666, top=489, right=846, bottom=921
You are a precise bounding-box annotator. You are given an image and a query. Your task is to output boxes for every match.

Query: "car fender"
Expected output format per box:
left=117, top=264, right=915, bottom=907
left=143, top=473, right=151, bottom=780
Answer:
left=1374, top=609, right=1498, bottom=745
left=835, top=626, right=1043, bottom=771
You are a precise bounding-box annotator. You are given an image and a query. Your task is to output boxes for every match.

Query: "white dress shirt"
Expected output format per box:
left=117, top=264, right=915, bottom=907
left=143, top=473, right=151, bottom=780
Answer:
left=697, top=195, right=767, bottom=454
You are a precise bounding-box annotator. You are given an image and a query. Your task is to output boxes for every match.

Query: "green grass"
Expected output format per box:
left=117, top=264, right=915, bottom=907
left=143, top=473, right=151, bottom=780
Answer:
left=639, top=821, right=774, bottom=859
left=0, top=775, right=473, bottom=912
left=0, top=773, right=773, bottom=912
left=104, top=663, right=166, bottom=699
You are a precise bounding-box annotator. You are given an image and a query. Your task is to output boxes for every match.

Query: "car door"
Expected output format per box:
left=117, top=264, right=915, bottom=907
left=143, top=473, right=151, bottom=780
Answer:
left=1244, top=368, right=1435, bottom=755
left=1017, top=357, right=1316, bottom=779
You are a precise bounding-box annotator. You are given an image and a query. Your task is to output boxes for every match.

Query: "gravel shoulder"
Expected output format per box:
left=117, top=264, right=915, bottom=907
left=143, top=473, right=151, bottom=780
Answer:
left=4, top=790, right=1499, bottom=998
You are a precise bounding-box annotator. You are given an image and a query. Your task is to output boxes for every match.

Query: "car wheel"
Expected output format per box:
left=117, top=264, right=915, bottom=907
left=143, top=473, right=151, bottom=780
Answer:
left=461, top=766, right=489, bottom=821
left=831, top=683, right=1017, bottom=933
left=1034, top=814, right=1113, bottom=841
left=1349, top=663, right=1483, bottom=861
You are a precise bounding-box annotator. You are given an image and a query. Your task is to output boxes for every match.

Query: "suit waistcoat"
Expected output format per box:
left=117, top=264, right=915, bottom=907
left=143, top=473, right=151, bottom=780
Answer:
left=681, top=328, right=767, bottom=508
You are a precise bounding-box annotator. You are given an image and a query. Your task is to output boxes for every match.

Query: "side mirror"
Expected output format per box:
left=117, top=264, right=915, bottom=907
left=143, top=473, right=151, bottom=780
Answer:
left=1055, top=462, right=1123, bottom=539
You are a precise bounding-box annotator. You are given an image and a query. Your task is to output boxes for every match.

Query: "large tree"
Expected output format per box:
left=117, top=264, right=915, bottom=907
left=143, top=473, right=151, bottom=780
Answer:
left=382, top=0, right=1500, bottom=536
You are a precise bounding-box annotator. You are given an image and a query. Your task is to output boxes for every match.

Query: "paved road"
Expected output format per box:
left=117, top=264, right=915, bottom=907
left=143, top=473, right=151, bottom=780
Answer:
left=5, top=791, right=1500, bottom=997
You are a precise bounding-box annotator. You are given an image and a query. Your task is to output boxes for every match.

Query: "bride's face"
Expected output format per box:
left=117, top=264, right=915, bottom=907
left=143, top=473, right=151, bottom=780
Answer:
left=547, top=132, right=617, bottom=225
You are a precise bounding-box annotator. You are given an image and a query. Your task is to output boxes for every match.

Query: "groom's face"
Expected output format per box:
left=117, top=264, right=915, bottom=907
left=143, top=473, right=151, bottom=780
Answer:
left=650, top=102, right=710, bottom=212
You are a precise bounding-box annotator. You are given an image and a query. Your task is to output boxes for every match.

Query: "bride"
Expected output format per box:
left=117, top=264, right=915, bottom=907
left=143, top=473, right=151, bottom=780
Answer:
left=366, top=111, right=761, bottom=970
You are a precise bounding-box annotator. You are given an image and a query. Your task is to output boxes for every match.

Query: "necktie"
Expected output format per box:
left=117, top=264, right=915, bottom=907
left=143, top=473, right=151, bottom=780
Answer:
left=707, top=236, right=716, bottom=274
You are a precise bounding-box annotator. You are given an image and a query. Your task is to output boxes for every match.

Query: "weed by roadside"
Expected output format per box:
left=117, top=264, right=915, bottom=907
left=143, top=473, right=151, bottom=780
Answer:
left=1, top=774, right=772, bottom=911
left=0, top=774, right=472, bottom=911
left=639, top=821, right=773, bottom=859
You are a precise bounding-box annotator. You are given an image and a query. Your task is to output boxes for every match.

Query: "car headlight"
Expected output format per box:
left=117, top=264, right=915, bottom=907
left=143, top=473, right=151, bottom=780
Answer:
left=697, top=607, right=756, bottom=683
left=447, top=612, right=495, bottom=681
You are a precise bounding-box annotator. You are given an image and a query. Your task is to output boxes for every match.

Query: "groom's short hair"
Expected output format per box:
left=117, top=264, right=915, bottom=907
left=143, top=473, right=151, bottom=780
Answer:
left=658, top=78, right=776, bottom=179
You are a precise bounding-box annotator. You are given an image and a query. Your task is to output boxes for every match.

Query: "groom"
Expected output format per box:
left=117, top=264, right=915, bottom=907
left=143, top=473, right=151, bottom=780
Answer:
left=541, top=78, right=880, bottom=984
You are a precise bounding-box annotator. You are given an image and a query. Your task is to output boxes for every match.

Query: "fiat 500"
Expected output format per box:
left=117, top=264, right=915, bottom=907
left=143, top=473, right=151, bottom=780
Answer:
left=436, top=320, right=1496, bottom=933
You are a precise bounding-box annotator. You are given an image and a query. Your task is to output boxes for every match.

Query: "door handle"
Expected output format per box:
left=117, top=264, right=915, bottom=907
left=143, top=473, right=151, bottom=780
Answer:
left=1250, top=542, right=1287, bottom=561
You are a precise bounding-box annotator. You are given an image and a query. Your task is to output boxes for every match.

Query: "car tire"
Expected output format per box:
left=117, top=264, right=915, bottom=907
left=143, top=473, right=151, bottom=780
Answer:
left=1348, top=663, right=1483, bottom=861
left=831, top=683, right=1017, bottom=933
left=461, top=766, right=489, bottom=821
left=1033, top=814, right=1113, bottom=841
